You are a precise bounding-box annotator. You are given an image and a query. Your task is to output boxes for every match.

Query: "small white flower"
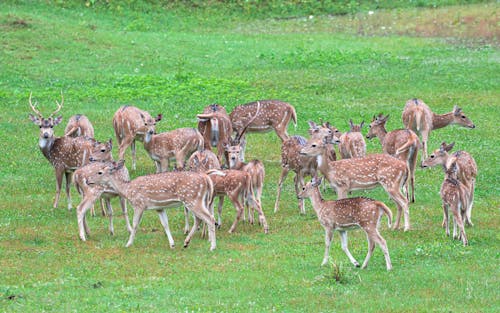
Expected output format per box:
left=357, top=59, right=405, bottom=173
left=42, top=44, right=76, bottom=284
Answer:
left=368, top=11, right=374, bottom=15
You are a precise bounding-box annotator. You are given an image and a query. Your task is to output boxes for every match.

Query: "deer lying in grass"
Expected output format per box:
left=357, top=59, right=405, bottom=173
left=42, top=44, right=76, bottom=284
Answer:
left=300, top=137, right=410, bottom=231
left=64, top=114, right=95, bottom=138
left=298, top=177, right=393, bottom=270
left=402, top=98, right=475, bottom=159
left=440, top=162, right=469, bottom=246
left=338, top=119, right=366, bottom=159
left=366, top=114, right=420, bottom=203
left=28, top=92, right=94, bottom=209
left=197, top=104, right=233, bottom=166
left=73, top=139, right=132, bottom=241
left=112, top=105, right=162, bottom=170
left=143, top=127, right=204, bottom=172
left=208, top=169, right=269, bottom=234
left=86, top=160, right=217, bottom=250
left=421, top=142, right=477, bottom=226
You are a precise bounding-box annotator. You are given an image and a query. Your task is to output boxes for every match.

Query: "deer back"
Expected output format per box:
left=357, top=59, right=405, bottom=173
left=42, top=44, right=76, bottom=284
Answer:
left=230, top=100, right=297, bottom=134
left=113, top=105, right=161, bottom=143
left=402, top=98, right=433, bottom=132
left=64, top=114, right=95, bottom=138
left=188, top=149, right=221, bottom=172
left=145, top=128, right=204, bottom=156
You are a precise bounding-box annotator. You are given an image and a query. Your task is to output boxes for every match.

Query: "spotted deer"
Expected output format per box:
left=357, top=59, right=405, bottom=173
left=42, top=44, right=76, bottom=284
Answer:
left=366, top=114, right=420, bottom=203
left=300, top=137, right=410, bottom=231
left=208, top=169, right=269, bottom=234
left=402, top=98, right=475, bottom=159
left=64, top=114, right=95, bottom=138
left=112, top=105, right=162, bottom=170
left=197, top=104, right=233, bottom=166
left=298, top=177, right=393, bottom=270
left=73, top=139, right=132, bottom=241
left=143, top=127, right=204, bottom=172
left=28, top=92, right=94, bottom=209
left=421, top=142, right=477, bottom=226
left=86, top=160, right=217, bottom=250
left=274, top=121, right=339, bottom=214
left=338, top=119, right=366, bottom=159
left=440, top=161, right=469, bottom=246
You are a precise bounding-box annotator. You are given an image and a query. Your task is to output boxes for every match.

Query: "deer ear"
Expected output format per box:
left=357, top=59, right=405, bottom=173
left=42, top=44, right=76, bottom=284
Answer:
left=156, top=114, right=162, bottom=122
left=115, top=159, right=125, bottom=170
left=360, top=121, right=365, bottom=128
left=384, top=114, right=390, bottom=121
left=29, top=114, right=41, bottom=125
left=445, top=142, right=455, bottom=152
left=453, top=105, right=461, bottom=115
left=108, top=138, right=113, bottom=149
left=349, top=119, right=354, bottom=127
left=53, top=116, right=63, bottom=126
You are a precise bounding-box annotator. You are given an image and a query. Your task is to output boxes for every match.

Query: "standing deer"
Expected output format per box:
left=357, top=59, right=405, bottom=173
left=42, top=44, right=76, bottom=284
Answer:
left=143, top=127, right=204, bottom=172
left=197, top=104, right=233, bottom=166
left=300, top=137, right=410, bottom=231
left=73, top=139, right=132, bottom=241
left=274, top=121, right=340, bottom=214
left=112, top=105, right=162, bottom=170
left=421, top=142, right=477, bottom=226
left=298, top=177, right=393, bottom=270
left=402, top=98, right=475, bottom=159
left=366, top=114, right=420, bottom=203
left=208, top=169, right=269, bottom=234
left=86, top=160, right=217, bottom=250
left=440, top=161, right=469, bottom=246
left=28, top=92, right=94, bottom=209
left=64, top=114, right=95, bottom=138
left=338, top=119, right=366, bottom=159
left=229, top=100, right=297, bottom=161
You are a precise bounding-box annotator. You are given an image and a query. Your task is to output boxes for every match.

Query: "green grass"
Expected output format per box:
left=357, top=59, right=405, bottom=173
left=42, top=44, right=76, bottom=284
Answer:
left=0, top=1, right=499, bottom=312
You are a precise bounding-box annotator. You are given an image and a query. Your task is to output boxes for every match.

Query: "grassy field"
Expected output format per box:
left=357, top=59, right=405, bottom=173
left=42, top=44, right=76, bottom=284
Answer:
left=0, top=1, right=499, bottom=312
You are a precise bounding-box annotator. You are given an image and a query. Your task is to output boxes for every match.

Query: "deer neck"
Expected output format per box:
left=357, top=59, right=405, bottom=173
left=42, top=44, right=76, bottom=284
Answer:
left=106, top=174, right=131, bottom=199
left=39, top=136, right=56, bottom=160
left=375, top=127, right=388, bottom=145
left=143, top=132, right=153, bottom=147
left=432, top=112, right=454, bottom=130
left=309, top=187, right=325, bottom=216
left=316, top=148, right=331, bottom=176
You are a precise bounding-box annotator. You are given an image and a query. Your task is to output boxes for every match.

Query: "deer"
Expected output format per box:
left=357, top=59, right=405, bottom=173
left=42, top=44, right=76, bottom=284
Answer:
left=85, top=160, right=217, bottom=251
left=274, top=121, right=340, bottom=214
left=28, top=92, right=94, bottom=210
left=143, top=127, right=204, bottom=172
left=64, top=114, right=95, bottom=138
left=229, top=100, right=297, bottom=161
left=402, top=98, right=475, bottom=159
left=421, top=142, right=477, bottom=226
left=300, top=137, right=410, bottom=231
left=366, top=113, right=420, bottom=203
left=197, top=104, right=233, bottom=166
left=297, top=177, right=393, bottom=270
left=73, top=139, right=133, bottom=241
left=112, top=105, right=162, bottom=170
left=338, top=119, right=366, bottom=159
left=440, top=161, right=469, bottom=246
left=207, top=169, right=269, bottom=234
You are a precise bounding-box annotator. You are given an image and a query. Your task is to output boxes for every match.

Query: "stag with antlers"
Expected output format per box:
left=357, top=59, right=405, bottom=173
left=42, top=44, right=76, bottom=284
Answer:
left=28, top=92, right=94, bottom=209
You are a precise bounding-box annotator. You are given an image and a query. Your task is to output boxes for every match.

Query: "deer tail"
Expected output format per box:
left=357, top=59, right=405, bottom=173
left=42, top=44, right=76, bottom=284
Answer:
left=377, top=201, right=393, bottom=228
left=290, top=105, right=297, bottom=128
left=415, top=109, right=423, bottom=132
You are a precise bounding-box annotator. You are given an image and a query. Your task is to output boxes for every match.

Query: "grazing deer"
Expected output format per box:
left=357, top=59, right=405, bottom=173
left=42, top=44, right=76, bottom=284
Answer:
left=274, top=121, right=340, bottom=214
left=73, top=139, right=132, bottom=241
left=64, top=114, right=95, bottom=138
left=86, top=160, right=217, bottom=250
left=208, top=169, right=269, bottom=234
left=298, top=177, right=393, bottom=270
left=28, top=92, right=94, bottom=209
left=402, top=98, right=475, bottom=159
left=366, top=114, right=420, bottom=203
left=197, top=104, right=233, bottom=166
left=143, top=127, right=204, bottom=172
left=421, top=142, right=477, bottom=226
left=225, top=142, right=265, bottom=224
left=300, top=137, right=410, bottom=231
left=112, top=105, right=162, bottom=170
left=339, top=119, right=366, bottom=159
left=440, top=162, right=469, bottom=246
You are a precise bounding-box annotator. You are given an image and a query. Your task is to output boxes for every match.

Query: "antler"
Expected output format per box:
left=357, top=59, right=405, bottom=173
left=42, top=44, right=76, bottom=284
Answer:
left=234, top=101, right=261, bottom=144
left=50, top=92, right=64, bottom=118
left=29, top=92, right=43, bottom=118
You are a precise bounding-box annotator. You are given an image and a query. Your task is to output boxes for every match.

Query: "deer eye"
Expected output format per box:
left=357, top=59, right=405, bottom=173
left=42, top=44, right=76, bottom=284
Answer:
left=39, top=126, right=42, bottom=128
left=302, top=187, right=306, bottom=191
left=101, top=149, right=106, bottom=152
left=50, top=126, right=53, bottom=128
left=430, top=155, right=435, bottom=159
left=98, top=171, right=103, bottom=175
left=461, top=115, right=466, bottom=119
left=312, top=144, right=317, bottom=148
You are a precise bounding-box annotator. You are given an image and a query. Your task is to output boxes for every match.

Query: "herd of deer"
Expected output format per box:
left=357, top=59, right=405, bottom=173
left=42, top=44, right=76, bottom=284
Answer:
left=29, top=94, right=476, bottom=270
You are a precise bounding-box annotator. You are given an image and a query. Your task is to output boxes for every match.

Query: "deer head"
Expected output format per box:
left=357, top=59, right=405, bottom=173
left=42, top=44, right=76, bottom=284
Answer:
left=142, top=113, right=162, bottom=143
left=28, top=92, right=64, bottom=144
left=453, top=106, right=475, bottom=129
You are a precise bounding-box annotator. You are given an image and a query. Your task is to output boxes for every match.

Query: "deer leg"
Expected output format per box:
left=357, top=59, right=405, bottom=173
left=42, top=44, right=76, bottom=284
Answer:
left=366, top=230, right=392, bottom=271
left=131, top=140, right=137, bottom=171
left=125, top=207, right=144, bottom=247
left=339, top=231, right=360, bottom=267
left=252, top=198, right=268, bottom=234
left=184, top=214, right=200, bottom=248
left=321, top=228, right=334, bottom=266
left=53, top=167, right=65, bottom=209
left=421, top=131, right=429, bottom=160
left=443, top=203, right=450, bottom=237
left=361, top=234, right=376, bottom=269
left=294, top=174, right=306, bottom=214
left=228, top=197, right=244, bottom=234
left=388, top=188, right=409, bottom=231
left=452, top=206, right=468, bottom=246
left=183, top=207, right=191, bottom=234
left=64, top=171, right=73, bottom=210
left=118, top=136, right=133, bottom=165
left=465, top=180, right=475, bottom=226
left=217, top=196, right=224, bottom=227
left=76, top=194, right=99, bottom=241
left=274, top=166, right=289, bottom=213
left=103, top=198, right=114, bottom=236
left=409, top=150, right=418, bottom=203
left=157, top=210, right=175, bottom=249
left=119, top=196, right=132, bottom=233
left=188, top=205, right=216, bottom=251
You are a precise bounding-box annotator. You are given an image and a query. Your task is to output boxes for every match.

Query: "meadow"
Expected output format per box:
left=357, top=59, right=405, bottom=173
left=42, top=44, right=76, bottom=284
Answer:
left=0, top=1, right=499, bottom=312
